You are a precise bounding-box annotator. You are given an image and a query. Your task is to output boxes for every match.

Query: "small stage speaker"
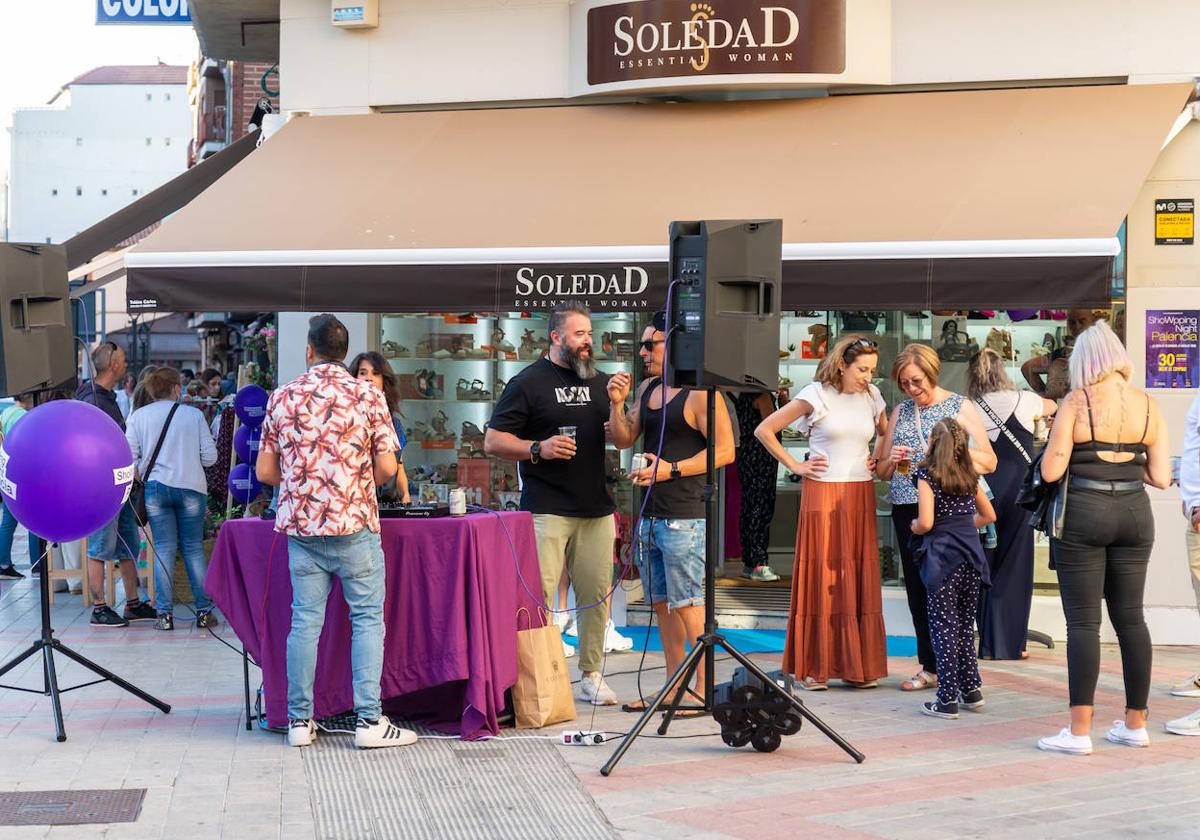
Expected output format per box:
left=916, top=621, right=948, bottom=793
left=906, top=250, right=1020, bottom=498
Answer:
left=664, top=220, right=781, bottom=392
left=0, top=244, right=74, bottom=396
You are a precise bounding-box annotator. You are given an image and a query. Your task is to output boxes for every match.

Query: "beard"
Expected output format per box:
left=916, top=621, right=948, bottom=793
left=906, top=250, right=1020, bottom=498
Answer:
left=563, top=342, right=597, bottom=380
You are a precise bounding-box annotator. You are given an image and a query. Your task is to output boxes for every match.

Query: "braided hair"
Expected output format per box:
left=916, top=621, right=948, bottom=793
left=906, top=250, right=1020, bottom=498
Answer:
left=919, top=417, right=978, bottom=497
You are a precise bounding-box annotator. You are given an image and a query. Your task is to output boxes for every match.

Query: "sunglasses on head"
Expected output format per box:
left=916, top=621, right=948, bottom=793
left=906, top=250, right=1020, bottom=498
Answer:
left=640, top=338, right=664, bottom=352
left=844, top=337, right=878, bottom=357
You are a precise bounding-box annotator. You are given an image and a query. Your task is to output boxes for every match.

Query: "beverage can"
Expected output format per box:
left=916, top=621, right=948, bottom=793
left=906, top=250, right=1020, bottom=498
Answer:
left=630, top=453, right=648, bottom=475
left=449, top=487, right=467, bottom=516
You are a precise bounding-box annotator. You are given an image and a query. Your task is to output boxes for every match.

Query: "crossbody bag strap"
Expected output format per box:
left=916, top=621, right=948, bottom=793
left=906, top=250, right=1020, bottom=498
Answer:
left=142, top=403, right=180, bottom=482
left=975, top=396, right=1031, bottom=465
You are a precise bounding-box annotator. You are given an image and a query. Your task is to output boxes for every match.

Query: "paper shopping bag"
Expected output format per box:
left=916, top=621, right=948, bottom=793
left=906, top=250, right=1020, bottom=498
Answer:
left=513, top=609, right=576, bottom=729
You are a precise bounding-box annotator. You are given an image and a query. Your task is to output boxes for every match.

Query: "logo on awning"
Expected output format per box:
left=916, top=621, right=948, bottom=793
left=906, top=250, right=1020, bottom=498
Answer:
left=511, top=265, right=662, bottom=310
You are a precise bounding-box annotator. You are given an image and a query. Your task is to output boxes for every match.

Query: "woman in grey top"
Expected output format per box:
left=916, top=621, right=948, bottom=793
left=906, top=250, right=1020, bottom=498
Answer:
left=126, top=367, right=219, bottom=630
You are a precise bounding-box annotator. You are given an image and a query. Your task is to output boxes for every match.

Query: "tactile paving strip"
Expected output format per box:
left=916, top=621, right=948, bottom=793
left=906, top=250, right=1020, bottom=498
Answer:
left=0, top=789, right=146, bottom=826
left=302, top=726, right=615, bottom=840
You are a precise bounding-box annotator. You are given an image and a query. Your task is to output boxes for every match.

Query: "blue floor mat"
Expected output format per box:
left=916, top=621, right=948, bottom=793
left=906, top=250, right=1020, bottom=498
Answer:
left=573, top=627, right=917, bottom=657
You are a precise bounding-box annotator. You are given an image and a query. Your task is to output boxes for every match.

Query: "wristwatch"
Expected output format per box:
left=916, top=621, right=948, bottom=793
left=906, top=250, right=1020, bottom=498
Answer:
left=670, top=462, right=681, bottom=480
left=529, top=440, right=541, bottom=464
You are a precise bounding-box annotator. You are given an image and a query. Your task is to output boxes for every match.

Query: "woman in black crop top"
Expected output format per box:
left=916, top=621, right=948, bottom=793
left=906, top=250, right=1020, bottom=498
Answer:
left=1037, top=321, right=1171, bottom=756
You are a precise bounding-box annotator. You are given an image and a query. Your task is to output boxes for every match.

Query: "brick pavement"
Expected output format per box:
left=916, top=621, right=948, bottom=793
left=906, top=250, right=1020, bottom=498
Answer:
left=3, top=571, right=1200, bottom=839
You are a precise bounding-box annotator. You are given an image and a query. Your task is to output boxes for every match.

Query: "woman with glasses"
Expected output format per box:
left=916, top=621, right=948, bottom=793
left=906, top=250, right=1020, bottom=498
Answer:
left=877, top=344, right=997, bottom=692
left=755, top=335, right=889, bottom=690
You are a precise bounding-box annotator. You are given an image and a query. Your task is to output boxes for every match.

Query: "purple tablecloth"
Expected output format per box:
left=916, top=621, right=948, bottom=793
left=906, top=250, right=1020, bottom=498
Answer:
left=206, top=512, right=543, bottom=739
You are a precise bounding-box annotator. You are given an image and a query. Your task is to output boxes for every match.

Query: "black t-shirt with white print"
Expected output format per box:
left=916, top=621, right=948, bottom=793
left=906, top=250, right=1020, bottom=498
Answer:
left=488, top=358, right=615, bottom=518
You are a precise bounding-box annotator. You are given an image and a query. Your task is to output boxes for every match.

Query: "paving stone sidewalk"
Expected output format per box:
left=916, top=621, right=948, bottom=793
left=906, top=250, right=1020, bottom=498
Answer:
left=2, top=572, right=1200, bottom=839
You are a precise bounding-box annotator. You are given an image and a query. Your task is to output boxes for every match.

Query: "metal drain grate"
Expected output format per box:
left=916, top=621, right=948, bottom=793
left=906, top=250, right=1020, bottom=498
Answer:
left=302, top=724, right=616, bottom=839
left=0, top=789, right=146, bottom=826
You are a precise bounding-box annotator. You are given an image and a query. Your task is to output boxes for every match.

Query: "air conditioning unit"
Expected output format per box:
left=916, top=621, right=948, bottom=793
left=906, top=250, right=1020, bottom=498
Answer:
left=332, top=0, right=378, bottom=29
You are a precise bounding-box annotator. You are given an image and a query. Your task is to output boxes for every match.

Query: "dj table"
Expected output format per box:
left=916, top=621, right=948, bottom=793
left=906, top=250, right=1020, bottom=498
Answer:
left=206, top=512, right=543, bottom=739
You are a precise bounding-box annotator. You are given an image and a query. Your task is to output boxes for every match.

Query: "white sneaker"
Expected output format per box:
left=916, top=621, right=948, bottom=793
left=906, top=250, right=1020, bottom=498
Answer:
left=1165, top=708, right=1200, bottom=736
left=1106, top=720, right=1149, bottom=748
left=553, top=611, right=570, bottom=632
left=603, top=619, right=633, bottom=652
left=354, top=715, right=418, bottom=749
left=579, top=671, right=618, bottom=706
left=287, top=719, right=315, bottom=747
left=564, top=616, right=578, bottom=638
left=562, top=639, right=577, bottom=658
left=1037, top=727, right=1093, bottom=755
left=1170, top=673, right=1200, bottom=698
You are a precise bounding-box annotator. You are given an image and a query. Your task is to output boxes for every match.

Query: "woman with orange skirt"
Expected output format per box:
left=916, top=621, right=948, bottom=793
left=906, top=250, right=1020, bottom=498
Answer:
left=756, top=335, right=889, bottom=689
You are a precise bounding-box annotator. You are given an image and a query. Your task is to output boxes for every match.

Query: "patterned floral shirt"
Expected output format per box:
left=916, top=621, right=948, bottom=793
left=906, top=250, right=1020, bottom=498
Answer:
left=888, top=393, right=964, bottom=505
left=259, top=362, right=399, bottom=536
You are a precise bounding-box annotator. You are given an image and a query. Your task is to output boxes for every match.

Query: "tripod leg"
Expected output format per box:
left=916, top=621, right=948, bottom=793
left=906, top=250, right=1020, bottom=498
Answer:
left=42, top=645, right=66, bottom=742
left=600, top=640, right=708, bottom=777
left=657, top=647, right=705, bottom=735
left=0, top=641, right=42, bottom=682
left=243, top=647, right=254, bottom=731
left=52, top=641, right=171, bottom=714
left=717, top=641, right=865, bottom=764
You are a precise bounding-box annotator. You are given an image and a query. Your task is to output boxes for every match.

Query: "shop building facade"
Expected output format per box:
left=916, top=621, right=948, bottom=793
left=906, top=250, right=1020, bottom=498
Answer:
left=133, top=0, right=1200, bottom=640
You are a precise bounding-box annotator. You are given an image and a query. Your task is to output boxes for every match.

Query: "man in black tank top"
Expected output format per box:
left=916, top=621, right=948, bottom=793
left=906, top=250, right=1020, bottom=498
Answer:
left=608, top=311, right=735, bottom=709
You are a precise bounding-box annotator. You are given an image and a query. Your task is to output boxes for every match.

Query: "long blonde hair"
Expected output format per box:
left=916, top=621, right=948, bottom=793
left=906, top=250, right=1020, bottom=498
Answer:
left=918, top=418, right=978, bottom=498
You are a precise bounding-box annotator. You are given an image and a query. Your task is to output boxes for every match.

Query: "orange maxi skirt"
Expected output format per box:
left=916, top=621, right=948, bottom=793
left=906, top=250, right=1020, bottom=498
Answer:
left=782, top=478, right=888, bottom=683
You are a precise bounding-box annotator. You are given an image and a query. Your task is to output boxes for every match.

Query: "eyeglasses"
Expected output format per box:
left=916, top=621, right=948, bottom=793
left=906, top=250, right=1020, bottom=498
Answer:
left=640, top=339, right=664, bottom=352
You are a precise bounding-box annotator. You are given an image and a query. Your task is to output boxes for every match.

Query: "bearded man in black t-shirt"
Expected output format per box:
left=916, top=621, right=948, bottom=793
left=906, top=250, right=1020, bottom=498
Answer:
left=485, top=301, right=623, bottom=706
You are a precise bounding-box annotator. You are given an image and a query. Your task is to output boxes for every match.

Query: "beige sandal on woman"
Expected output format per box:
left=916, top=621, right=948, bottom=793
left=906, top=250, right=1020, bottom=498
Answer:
left=900, top=670, right=937, bottom=691
left=798, top=676, right=828, bottom=691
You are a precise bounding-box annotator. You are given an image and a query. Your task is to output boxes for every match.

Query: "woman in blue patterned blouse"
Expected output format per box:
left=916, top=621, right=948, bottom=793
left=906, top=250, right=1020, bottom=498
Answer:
left=877, top=344, right=996, bottom=692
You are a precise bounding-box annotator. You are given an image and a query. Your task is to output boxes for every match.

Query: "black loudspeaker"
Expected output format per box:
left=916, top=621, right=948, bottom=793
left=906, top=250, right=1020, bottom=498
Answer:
left=0, top=244, right=74, bottom=396
left=664, top=220, right=781, bottom=392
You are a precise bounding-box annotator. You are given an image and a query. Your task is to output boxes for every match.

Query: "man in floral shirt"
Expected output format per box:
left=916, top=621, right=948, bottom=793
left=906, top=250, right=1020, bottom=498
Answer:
left=257, top=314, right=414, bottom=750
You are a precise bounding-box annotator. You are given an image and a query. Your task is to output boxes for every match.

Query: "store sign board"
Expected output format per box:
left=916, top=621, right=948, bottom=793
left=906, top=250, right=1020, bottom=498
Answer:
left=1154, top=198, right=1193, bottom=245
left=506, top=264, right=669, bottom=310
left=96, top=0, right=191, bottom=24
left=586, top=0, right=845, bottom=86
left=1145, top=309, right=1199, bottom=389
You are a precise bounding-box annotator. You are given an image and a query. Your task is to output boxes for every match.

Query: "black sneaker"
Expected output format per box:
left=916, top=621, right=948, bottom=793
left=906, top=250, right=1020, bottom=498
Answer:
left=0, top=565, right=24, bottom=579
left=90, top=605, right=129, bottom=628
left=921, top=700, right=959, bottom=720
left=155, top=613, right=175, bottom=631
left=195, top=610, right=220, bottom=629
left=960, top=689, right=986, bottom=711
left=123, top=601, right=157, bottom=622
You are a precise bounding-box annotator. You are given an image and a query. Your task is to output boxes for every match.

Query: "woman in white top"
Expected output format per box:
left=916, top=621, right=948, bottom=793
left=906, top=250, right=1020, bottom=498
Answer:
left=756, top=335, right=889, bottom=690
left=970, top=349, right=1058, bottom=661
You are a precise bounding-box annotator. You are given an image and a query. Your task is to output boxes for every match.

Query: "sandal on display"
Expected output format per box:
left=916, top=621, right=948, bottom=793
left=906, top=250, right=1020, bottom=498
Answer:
left=462, top=420, right=486, bottom=440
left=416, top=339, right=434, bottom=358
left=468, top=379, right=491, bottom=400
left=491, top=327, right=515, bottom=352
left=495, top=378, right=508, bottom=394
left=455, top=378, right=472, bottom=400
left=901, top=670, right=937, bottom=691
left=382, top=340, right=409, bottom=359
left=431, top=410, right=452, bottom=440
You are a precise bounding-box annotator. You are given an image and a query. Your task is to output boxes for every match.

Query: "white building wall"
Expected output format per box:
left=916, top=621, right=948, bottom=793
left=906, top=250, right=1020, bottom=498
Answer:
left=7, top=83, right=190, bottom=244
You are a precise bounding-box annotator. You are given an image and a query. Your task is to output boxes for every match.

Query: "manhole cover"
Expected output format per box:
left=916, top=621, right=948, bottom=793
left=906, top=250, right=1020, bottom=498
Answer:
left=0, top=789, right=146, bottom=826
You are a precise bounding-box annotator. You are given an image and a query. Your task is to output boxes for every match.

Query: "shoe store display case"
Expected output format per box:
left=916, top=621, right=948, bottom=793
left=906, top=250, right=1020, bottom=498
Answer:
left=379, top=312, right=641, bottom=514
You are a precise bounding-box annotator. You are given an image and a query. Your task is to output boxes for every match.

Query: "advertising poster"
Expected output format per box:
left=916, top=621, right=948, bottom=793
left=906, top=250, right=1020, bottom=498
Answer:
left=1145, top=310, right=1199, bottom=389
left=1155, top=198, right=1195, bottom=245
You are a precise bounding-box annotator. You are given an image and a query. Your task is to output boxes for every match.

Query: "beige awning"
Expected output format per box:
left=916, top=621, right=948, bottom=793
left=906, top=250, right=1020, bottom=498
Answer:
left=126, top=82, right=1193, bottom=312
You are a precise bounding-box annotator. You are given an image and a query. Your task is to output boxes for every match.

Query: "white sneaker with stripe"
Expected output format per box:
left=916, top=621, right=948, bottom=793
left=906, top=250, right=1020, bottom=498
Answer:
left=354, top=715, right=418, bottom=749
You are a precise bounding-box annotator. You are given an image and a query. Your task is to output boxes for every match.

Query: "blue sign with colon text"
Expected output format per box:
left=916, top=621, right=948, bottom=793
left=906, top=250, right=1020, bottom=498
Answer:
left=96, top=0, right=191, bottom=25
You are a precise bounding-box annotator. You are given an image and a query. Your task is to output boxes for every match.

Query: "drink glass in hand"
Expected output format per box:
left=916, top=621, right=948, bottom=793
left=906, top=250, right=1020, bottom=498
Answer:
left=558, top=425, right=577, bottom=459
left=896, top=446, right=912, bottom=475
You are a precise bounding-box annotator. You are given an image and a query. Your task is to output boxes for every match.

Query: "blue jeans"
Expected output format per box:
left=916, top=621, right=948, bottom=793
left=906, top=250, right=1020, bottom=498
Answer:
left=635, top=517, right=705, bottom=610
left=0, top=499, right=39, bottom=569
left=87, top=504, right=141, bottom=563
left=145, top=482, right=212, bottom=614
left=286, top=529, right=386, bottom=722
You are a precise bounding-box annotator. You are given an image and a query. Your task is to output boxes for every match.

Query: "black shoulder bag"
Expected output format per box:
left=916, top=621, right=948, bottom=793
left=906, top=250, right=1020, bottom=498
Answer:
left=129, top=403, right=179, bottom=523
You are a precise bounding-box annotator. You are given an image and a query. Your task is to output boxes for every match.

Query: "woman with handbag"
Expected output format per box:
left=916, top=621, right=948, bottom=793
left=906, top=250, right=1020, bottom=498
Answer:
left=877, top=344, right=997, bottom=692
left=1037, top=321, right=1171, bottom=755
left=969, top=349, right=1058, bottom=660
left=755, top=335, right=889, bottom=690
left=126, top=367, right=219, bottom=631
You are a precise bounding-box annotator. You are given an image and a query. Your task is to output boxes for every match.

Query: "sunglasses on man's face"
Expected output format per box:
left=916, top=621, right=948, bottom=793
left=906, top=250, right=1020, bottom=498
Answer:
left=640, top=339, right=664, bottom=352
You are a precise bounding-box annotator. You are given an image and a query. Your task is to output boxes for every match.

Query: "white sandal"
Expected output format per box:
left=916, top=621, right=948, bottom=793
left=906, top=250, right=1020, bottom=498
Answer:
left=798, top=676, right=828, bottom=691
left=900, top=670, right=937, bottom=691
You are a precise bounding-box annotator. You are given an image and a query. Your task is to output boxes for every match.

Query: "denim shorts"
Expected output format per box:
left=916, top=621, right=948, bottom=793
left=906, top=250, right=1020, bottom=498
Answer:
left=634, top=517, right=705, bottom=610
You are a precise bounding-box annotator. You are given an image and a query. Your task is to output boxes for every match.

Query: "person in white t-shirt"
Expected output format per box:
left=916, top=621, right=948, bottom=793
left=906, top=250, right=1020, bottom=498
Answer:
left=969, top=349, right=1057, bottom=662
left=755, top=334, right=889, bottom=690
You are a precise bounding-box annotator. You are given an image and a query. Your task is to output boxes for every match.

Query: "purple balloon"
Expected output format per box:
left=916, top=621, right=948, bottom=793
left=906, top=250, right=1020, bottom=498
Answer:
left=233, top=424, right=261, bottom=465
left=228, top=462, right=264, bottom=505
left=0, top=401, right=133, bottom=542
left=1007, top=309, right=1040, bottom=322
left=234, top=385, right=269, bottom=428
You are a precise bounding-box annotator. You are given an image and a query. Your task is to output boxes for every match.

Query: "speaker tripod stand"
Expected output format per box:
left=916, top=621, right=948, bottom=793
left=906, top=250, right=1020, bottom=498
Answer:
left=601, top=387, right=865, bottom=776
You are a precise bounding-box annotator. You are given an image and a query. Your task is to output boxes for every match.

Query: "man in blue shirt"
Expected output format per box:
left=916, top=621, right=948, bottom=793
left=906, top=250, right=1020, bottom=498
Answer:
left=74, top=342, right=155, bottom=628
left=1166, top=392, right=1200, bottom=735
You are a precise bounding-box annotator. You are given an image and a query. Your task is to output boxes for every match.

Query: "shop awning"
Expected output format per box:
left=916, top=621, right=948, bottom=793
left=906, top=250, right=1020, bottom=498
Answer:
left=126, top=82, right=1193, bottom=313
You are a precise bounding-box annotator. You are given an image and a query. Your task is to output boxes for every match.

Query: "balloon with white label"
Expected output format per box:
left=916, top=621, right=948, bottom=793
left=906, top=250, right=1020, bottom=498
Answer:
left=227, top=463, right=264, bottom=506
left=0, top=401, right=133, bottom=542
left=233, top=424, right=261, bottom=465
left=234, top=385, right=269, bottom=428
